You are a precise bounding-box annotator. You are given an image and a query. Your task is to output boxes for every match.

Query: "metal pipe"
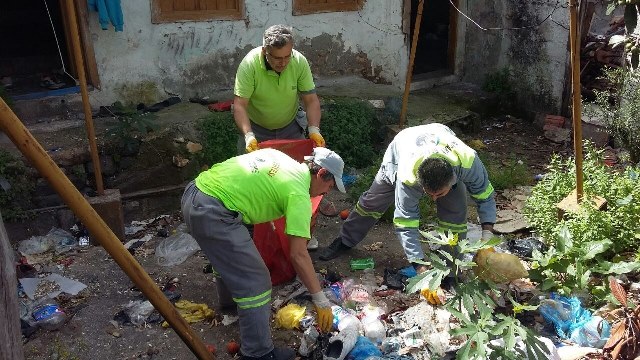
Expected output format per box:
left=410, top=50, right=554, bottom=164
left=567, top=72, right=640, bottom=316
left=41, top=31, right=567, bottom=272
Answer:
left=0, top=97, right=213, bottom=359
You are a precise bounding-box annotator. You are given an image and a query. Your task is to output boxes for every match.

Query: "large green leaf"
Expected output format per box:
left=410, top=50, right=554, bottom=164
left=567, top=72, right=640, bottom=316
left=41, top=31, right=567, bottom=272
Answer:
left=556, top=225, right=572, bottom=253
left=595, top=261, right=640, bottom=274
left=579, top=240, right=612, bottom=260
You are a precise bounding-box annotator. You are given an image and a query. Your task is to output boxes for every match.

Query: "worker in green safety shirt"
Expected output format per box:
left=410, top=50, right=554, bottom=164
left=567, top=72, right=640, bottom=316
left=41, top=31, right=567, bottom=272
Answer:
left=181, top=147, right=345, bottom=360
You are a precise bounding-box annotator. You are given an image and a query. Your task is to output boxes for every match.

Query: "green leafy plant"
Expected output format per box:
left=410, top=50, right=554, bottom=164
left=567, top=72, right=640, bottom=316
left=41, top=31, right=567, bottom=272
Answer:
left=0, top=150, right=35, bottom=221
left=606, top=1, right=639, bottom=68
left=321, top=97, right=382, bottom=169
left=587, top=67, right=640, bottom=163
left=196, top=111, right=238, bottom=166
left=483, top=68, right=518, bottom=113
left=523, top=143, right=640, bottom=301
left=406, top=232, right=548, bottom=359
left=106, top=101, right=157, bottom=152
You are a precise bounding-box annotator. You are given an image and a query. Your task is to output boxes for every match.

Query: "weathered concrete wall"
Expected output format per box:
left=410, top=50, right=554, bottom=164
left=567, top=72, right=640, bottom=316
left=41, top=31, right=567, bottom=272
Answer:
left=461, top=0, right=569, bottom=114
left=87, top=1, right=407, bottom=105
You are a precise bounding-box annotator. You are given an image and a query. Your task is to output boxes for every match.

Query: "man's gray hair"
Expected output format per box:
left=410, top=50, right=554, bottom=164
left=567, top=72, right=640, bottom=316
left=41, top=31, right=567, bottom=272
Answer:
left=263, top=24, right=294, bottom=49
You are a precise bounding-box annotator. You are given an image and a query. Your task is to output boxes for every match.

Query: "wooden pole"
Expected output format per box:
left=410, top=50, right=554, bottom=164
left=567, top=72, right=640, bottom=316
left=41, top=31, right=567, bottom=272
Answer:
left=399, top=0, right=424, bottom=127
left=1, top=211, right=25, bottom=360
left=0, top=99, right=213, bottom=360
left=63, top=0, right=104, bottom=196
left=569, top=0, right=584, bottom=201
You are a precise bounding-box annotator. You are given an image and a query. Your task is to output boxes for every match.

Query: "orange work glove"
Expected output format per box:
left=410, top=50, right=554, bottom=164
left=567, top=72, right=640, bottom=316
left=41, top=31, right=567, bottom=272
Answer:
left=420, top=288, right=445, bottom=305
left=308, top=126, right=325, bottom=147
left=311, top=292, right=333, bottom=332
left=244, top=132, right=259, bottom=153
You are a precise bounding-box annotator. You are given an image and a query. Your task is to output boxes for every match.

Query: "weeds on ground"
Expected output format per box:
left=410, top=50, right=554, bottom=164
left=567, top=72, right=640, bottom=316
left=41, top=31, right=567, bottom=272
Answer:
left=478, top=152, right=532, bottom=191
left=197, top=111, right=238, bottom=166
left=483, top=68, right=517, bottom=114
left=0, top=149, right=35, bottom=221
left=321, top=97, right=382, bottom=169
left=105, top=101, right=157, bottom=153
left=524, top=142, right=640, bottom=303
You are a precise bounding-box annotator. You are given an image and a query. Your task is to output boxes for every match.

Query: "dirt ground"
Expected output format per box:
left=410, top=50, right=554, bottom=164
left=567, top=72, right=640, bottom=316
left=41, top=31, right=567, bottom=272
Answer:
left=17, top=117, right=569, bottom=360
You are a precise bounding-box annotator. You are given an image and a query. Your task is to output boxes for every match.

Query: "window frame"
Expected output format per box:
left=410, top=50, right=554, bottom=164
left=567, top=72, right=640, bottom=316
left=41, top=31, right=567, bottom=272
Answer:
left=151, top=0, right=245, bottom=23
left=292, top=0, right=365, bottom=16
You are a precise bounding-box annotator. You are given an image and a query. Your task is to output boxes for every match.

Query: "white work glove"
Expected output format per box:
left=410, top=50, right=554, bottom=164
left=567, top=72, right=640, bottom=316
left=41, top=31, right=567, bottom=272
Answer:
left=481, top=229, right=494, bottom=240
left=311, top=291, right=332, bottom=332
left=244, top=132, right=259, bottom=152
left=308, top=126, right=325, bottom=147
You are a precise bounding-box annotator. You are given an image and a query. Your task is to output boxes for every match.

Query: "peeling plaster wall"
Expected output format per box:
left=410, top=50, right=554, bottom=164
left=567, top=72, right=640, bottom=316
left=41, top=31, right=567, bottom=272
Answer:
left=461, top=0, right=569, bottom=114
left=87, top=1, right=407, bottom=105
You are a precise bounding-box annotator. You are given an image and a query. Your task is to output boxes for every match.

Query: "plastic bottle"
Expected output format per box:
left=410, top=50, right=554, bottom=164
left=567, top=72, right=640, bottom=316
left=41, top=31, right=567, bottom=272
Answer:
left=31, top=301, right=67, bottom=330
left=331, top=305, right=362, bottom=332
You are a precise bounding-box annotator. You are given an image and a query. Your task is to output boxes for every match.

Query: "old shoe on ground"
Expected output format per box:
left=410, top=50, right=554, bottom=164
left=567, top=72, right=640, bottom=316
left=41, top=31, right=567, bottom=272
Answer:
left=319, top=237, right=351, bottom=261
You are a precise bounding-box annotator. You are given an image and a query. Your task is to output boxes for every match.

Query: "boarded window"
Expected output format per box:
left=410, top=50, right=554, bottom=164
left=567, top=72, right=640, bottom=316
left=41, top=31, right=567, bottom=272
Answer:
left=293, top=0, right=364, bottom=15
left=151, top=0, right=244, bottom=23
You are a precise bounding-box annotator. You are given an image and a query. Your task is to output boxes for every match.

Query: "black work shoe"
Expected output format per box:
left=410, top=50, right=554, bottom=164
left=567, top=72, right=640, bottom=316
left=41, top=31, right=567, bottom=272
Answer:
left=319, top=237, right=352, bottom=261
left=241, top=347, right=295, bottom=360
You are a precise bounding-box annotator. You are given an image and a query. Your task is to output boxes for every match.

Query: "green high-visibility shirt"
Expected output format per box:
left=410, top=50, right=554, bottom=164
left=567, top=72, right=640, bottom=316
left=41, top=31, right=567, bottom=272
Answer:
left=234, top=47, right=316, bottom=130
left=195, top=149, right=312, bottom=238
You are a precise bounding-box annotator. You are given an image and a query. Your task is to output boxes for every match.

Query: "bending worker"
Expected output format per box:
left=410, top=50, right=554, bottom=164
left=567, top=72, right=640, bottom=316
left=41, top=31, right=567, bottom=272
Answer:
left=234, top=24, right=325, bottom=153
left=319, top=123, right=497, bottom=273
left=181, top=147, right=345, bottom=360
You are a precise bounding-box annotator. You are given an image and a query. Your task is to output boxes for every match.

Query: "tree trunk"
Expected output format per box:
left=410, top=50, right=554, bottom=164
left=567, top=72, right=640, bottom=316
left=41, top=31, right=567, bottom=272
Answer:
left=0, top=210, right=24, bottom=360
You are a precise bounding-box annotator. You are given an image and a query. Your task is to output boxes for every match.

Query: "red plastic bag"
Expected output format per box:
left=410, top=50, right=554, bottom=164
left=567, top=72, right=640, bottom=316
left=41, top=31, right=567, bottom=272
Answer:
left=254, top=139, right=319, bottom=285
left=208, top=100, right=232, bottom=112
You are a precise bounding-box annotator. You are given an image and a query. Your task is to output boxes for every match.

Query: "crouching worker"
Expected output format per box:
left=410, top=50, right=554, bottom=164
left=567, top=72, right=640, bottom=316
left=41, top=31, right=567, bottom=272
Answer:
left=181, top=147, right=346, bottom=360
left=320, top=123, right=497, bottom=275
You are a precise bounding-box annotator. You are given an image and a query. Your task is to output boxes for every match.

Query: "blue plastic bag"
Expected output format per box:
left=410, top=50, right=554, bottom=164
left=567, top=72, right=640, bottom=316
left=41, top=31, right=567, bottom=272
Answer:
left=538, top=293, right=591, bottom=339
left=347, top=336, right=382, bottom=360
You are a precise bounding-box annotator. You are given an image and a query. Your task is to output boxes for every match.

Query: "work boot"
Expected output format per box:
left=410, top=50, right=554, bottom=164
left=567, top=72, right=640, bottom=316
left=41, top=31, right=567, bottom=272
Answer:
left=319, top=237, right=351, bottom=261
left=241, top=347, right=295, bottom=360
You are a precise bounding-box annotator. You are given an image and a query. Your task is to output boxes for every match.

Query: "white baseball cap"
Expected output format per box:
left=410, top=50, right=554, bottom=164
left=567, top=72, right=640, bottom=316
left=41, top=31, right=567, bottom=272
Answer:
left=304, top=147, right=346, bottom=193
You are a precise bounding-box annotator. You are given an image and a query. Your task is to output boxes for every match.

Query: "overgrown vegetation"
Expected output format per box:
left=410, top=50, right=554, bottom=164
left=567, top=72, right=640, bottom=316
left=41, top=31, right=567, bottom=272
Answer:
left=197, top=111, right=238, bottom=166
left=407, top=232, right=548, bottom=359
left=482, top=68, right=517, bottom=114
left=586, top=67, right=640, bottom=163
left=321, top=97, right=382, bottom=169
left=0, top=150, right=35, bottom=221
left=523, top=143, right=640, bottom=303
left=105, top=101, right=157, bottom=154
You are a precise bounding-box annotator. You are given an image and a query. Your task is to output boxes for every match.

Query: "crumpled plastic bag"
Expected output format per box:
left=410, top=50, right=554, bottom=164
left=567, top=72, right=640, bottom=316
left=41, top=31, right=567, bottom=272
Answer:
left=274, top=303, right=306, bottom=329
left=155, top=231, right=200, bottom=266
left=473, top=248, right=529, bottom=283
left=162, top=299, right=215, bottom=328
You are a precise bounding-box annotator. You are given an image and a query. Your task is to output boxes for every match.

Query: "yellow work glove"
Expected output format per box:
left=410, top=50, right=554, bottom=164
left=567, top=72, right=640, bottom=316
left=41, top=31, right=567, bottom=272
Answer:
left=308, top=126, right=325, bottom=147
left=420, top=288, right=445, bottom=305
left=311, top=291, right=333, bottom=332
left=244, top=132, right=259, bottom=153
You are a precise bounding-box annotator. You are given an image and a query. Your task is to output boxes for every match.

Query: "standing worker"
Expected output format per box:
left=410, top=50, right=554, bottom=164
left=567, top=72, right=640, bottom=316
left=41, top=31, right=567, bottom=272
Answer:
left=319, top=123, right=497, bottom=274
left=181, top=147, right=345, bottom=360
left=233, top=24, right=325, bottom=153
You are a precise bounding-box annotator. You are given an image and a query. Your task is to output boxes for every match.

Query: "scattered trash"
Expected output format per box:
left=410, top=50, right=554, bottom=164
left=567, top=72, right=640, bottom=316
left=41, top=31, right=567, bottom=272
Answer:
left=339, top=209, right=351, bottom=220
left=155, top=225, right=200, bottom=266
left=208, top=100, right=233, bottom=112
left=363, top=242, right=383, bottom=251
left=172, top=154, right=189, bottom=168
left=226, top=340, right=240, bottom=355
left=186, top=141, right=203, bottom=153
left=30, top=299, right=67, bottom=330
left=332, top=305, right=363, bottom=332
left=507, top=236, right=548, bottom=258
left=19, top=273, right=87, bottom=300
left=299, top=326, right=320, bottom=356
left=325, top=325, right=358, bottom=360
left=221, top=314, right=239, bottom=326
left=347, top=336, right=382, bottom=360
left=350, top=257, right=374, bottom=270
left=473, top=248, right=529, bottom=283
left=162, top=300, right=215, bottom=327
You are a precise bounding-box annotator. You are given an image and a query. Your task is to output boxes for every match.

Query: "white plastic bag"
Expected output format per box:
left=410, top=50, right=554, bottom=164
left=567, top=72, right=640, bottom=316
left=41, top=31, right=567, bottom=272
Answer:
left=155, top=231, right=200, bottom=266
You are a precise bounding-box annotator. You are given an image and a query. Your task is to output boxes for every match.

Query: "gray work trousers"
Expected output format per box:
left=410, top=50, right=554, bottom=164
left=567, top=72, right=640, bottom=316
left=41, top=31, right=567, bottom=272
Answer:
left=340, top=169, right=469, bottom=248
left=181, top=181, right=273, bottom=357
left=236, top=108, right=307, bottom=154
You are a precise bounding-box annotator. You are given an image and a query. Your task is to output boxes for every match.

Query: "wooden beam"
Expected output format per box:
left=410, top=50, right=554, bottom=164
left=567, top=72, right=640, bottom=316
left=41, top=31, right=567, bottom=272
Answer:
left=399, top=0, right=424, bottom=127
left=0, top=210, right=25, bottom=360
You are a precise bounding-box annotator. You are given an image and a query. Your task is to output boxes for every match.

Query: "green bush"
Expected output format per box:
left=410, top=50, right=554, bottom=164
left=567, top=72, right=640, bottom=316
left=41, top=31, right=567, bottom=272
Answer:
left=321, top=97, right=382, bottom=169
left=523, top=143, right=640, bottom=299
left=197, top=112, right=238, bottom=166
left=0, top=150, right=35, bottom=221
